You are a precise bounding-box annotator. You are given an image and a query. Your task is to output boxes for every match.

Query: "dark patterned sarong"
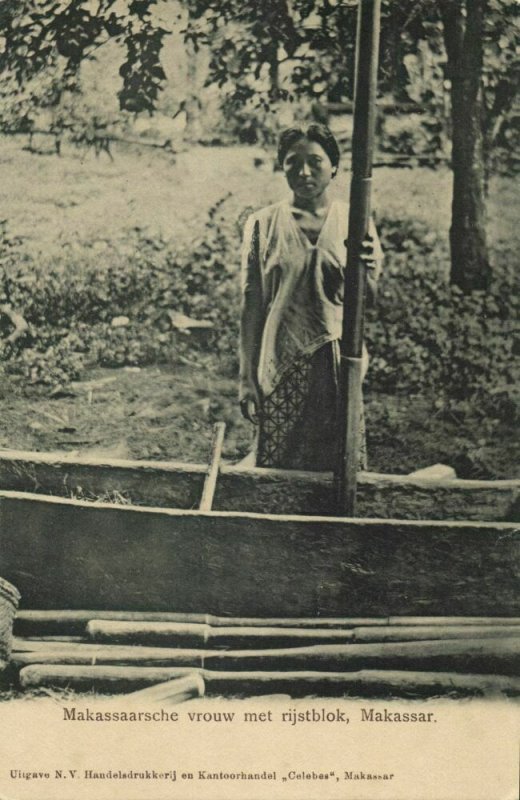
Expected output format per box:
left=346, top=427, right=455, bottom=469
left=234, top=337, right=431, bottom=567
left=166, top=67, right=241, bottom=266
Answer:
left=256, top=341, right=367, bottom=472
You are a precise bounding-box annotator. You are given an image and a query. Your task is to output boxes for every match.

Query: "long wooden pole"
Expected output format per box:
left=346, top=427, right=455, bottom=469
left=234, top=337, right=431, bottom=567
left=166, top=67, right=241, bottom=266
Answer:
left=15, top=612, right=520, bottom=638
left=15, top=636, right=520, bottom=675
left=336, top=0, right=381, bottom=515
left=19, top=666, right=520, bottom=698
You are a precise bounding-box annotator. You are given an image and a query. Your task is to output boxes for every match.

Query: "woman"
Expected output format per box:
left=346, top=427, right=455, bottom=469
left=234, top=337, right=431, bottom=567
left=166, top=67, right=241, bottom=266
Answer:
left=239, top=124, right=383, bottom=471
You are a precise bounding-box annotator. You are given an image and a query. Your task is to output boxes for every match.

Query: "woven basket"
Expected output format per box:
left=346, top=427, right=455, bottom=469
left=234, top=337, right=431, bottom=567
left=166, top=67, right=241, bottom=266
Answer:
left=0, top=578, right=21, bottom=668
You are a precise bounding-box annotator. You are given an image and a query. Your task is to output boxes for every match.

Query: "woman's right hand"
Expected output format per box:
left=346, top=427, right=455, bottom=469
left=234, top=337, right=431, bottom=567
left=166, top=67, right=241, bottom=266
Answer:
left=239, top=378, right=261, bottom=424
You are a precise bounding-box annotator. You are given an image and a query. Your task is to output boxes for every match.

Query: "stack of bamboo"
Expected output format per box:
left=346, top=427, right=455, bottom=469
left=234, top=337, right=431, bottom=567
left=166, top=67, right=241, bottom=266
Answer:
left=10, top=610, right=520, bottom=700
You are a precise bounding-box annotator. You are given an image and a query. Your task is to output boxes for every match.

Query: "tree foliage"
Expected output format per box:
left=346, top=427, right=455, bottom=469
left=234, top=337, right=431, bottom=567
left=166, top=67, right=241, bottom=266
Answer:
left=184, top=0, right=518, bottom=162
left=0, top=0, right=517, bottom=146
left=0, top=0, right=168, bottom=115
left=0, top=0, right=518, bottom=293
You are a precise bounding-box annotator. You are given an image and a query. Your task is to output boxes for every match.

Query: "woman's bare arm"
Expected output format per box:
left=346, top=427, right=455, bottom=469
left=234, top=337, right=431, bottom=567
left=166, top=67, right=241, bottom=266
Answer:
left=364, top=217, right=384, bottom=308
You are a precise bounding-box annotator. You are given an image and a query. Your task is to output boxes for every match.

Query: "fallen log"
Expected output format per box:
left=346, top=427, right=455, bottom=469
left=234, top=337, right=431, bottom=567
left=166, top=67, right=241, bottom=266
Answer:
left=19, top=665, right=520, bottom=697
left=86, top=620, right=356, bottom=648
left=12, top=638, right=520, bottom=675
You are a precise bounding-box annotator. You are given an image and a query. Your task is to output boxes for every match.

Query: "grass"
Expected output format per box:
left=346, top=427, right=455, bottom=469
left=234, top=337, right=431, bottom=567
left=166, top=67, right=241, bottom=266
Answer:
left=3, top=134, right=517, bottom=256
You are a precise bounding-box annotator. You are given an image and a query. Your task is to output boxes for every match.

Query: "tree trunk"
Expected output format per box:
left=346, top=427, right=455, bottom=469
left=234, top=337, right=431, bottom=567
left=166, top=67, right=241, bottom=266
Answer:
left=183, top=36, right=203, bottom=143
left=440, top=0, right=491, bottom=292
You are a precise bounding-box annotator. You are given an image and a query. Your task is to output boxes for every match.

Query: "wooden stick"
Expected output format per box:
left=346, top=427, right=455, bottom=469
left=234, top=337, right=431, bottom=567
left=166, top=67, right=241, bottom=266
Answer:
left=19, top=665, right=520, bottom=697
left=13, top=638, right=520, bottom=675
left=125, top=673, right=205, bottom=703
left=199, top=422, right=226, bottom=511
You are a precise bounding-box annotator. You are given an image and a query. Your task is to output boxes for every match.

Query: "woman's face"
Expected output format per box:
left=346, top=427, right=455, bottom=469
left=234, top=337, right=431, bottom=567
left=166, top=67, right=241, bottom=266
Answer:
left=282, top=138, right=335, bottom=203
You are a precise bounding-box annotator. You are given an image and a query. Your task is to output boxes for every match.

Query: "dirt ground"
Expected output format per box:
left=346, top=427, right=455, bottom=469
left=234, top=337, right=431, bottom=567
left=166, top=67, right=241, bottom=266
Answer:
left=0, top=363, right=517, bottom=479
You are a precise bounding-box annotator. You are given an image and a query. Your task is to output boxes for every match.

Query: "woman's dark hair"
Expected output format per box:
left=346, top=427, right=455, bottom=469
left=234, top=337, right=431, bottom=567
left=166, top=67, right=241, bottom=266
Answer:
left=277, top=124, right=341, bottom=171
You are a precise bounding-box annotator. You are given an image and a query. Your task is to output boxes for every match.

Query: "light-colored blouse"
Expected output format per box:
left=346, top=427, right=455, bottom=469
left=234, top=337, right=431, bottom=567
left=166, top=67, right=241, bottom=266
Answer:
left=241, top=198, right=383, bottom=397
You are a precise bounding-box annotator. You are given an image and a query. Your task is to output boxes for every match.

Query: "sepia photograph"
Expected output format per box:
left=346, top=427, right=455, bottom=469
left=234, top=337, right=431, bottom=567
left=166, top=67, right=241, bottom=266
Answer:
left=0, top=0, right=518, bottom=798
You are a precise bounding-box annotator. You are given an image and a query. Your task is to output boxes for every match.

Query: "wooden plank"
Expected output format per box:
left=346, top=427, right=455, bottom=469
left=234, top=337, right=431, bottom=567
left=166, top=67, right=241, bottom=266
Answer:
left=18, top=665, right=520, bottom=697
left=0, top=450, right=517, bottom=520
left=1, top=490, right=518, bottom=615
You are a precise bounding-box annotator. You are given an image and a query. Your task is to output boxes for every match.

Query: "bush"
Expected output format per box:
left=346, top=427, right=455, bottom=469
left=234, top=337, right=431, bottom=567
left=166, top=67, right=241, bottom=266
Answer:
left=0, top=204, right=241, bottom=386
left=0, top=211, right=517, bottom=425
left=365, top=216, right=519, bottom=422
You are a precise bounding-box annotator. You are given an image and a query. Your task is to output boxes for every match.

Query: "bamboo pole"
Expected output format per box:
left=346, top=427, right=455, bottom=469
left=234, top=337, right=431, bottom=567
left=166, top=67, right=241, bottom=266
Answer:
left=86, top=620, right=356, bottom=648
left=19, top=665, right=194, bottom=693
left=336, top=0, right=381, bottom=515
left=13, top=611, right=387, bottom=637
left=85, top=620, right=520, bottom=649
left=352, top=625, right=520, bottom=643
left=13, top=638, right=520, bottom=675
left=14, top=624, right=520, bottom=659
left=12, top=645, right=207, bottom=667
left=199, top=669, right=520, bottom=699
left=18, top=665, right=520, bottom=698
left=14, top=611, right=520, bottom=638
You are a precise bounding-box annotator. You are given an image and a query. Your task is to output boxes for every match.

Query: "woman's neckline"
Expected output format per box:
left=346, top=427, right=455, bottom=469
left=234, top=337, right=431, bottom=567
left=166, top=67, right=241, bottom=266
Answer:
left=286, top=197, right=338, bottom=248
